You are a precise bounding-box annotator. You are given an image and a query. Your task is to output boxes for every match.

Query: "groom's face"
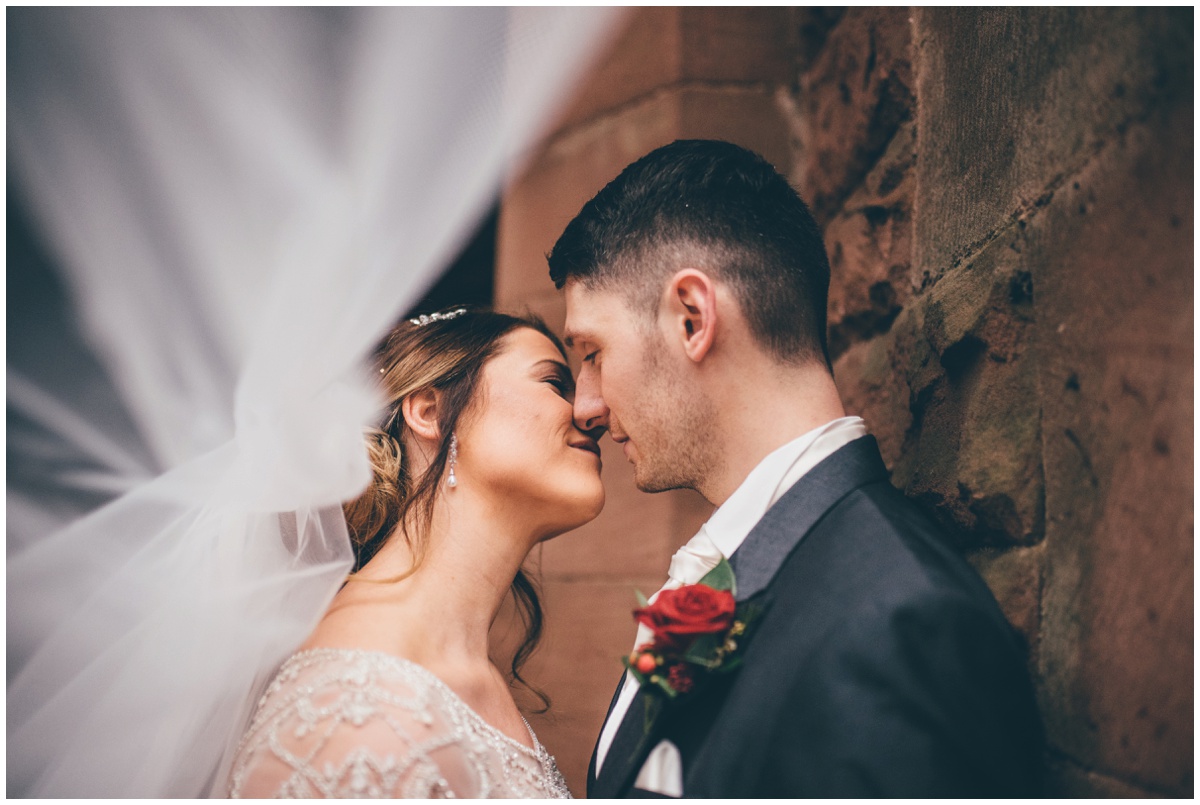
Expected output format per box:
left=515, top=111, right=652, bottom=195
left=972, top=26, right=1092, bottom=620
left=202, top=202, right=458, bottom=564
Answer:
left=563, top=282, right=709, bottom=493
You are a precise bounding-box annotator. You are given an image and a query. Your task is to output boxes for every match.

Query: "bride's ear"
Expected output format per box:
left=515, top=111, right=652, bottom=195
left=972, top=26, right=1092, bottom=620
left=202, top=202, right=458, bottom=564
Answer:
left=400, top=389, right=441, bottom=443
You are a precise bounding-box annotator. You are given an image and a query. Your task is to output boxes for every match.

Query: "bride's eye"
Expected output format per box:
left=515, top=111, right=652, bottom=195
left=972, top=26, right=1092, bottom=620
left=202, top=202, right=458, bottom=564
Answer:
left=544, top=375, right=575, bottom=400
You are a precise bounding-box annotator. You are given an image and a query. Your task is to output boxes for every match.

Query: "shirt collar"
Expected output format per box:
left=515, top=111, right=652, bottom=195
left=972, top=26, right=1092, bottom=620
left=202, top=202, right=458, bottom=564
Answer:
left=704, top=416, right=868, bottom=558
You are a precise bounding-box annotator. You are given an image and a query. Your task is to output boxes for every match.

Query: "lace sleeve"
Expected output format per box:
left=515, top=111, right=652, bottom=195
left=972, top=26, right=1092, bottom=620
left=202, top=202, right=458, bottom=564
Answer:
left=229, top=651, right=490, bottom=798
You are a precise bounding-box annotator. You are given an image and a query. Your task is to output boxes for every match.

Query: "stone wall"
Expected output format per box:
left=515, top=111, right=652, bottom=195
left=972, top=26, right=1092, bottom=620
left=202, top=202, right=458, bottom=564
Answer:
left=494, top=7, right=1192, bottom=797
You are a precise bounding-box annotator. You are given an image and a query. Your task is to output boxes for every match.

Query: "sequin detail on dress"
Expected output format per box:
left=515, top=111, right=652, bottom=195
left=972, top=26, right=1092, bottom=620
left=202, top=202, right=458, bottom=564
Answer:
left=228, top=648, right=571, bottom=798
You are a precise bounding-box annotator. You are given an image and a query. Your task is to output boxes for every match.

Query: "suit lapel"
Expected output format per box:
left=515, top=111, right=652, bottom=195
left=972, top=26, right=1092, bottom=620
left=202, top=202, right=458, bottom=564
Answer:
left=592, top=686, right=655, bottom=798
left=588, top=670, right=634, bottom=791
left=730, top=435, right=888, bottom=600
left=593, top=437, right=888, bottom=797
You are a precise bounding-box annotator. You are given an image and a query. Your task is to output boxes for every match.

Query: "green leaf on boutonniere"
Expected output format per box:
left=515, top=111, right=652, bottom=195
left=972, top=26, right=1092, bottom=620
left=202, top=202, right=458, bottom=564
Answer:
left=698, top=556, right=737, bottom=595
left=718, top=654, right=745, bottom=674
left=682, top=633, right=724, bottom=668
left=651, top=675, right=679, bottom=699
left=635, top=589, right=650, bottom=608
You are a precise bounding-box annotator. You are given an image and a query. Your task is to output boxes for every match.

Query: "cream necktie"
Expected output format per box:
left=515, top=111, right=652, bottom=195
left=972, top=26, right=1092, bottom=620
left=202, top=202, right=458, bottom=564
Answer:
left=596, top=528, right=727, bottom=774
left=630, top=528, right=725, bottom=652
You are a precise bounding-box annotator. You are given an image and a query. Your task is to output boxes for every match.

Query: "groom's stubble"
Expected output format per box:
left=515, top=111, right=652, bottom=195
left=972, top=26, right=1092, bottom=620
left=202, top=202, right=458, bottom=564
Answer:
left=626, top=330, right=722, bottom=498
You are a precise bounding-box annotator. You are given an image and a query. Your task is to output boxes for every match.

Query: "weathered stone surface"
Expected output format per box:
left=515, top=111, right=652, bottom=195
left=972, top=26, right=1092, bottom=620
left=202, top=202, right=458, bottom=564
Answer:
left=824, top=120, right=916, bottom=360
left=793, top=6, right=914, bottom=223
left=913, top=7, right=1193, bottom=282
left=1034, top=98, right=1192, bottom=795
left=901, top=228, right=1045, bottom=549
left=967, top=544, right=1043, bottom=662
left=837, top=225, right=1045, bottom=549
left=832, top=322, right=913, bottom=472
left=1050, top=759, right=1160, bottom=798
left=792, top=7, right=846, bottom=73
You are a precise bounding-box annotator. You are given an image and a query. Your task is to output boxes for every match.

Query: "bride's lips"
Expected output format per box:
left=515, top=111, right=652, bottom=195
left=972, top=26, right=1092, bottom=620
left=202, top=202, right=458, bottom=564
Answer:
left=569, top=437, right=601, bottom=457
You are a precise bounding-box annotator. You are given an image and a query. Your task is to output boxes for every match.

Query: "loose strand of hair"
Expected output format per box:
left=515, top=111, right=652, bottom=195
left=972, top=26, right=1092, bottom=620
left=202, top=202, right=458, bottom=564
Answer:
left=509, top=570, right=550, bottom=714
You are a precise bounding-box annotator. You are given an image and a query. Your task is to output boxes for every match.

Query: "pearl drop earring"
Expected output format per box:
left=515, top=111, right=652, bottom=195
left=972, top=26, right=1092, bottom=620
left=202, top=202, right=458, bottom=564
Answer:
left=447, top=433, right=458, bottom=488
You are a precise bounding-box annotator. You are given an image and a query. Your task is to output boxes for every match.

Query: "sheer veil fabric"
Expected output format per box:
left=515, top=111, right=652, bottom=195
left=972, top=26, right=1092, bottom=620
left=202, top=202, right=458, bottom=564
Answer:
left=7, top=8, right=618, bottom=797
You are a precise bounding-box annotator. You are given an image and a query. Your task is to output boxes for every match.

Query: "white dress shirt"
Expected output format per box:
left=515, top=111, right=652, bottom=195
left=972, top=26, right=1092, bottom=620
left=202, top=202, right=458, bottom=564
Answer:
left=596, top=416, right=869, bottom=788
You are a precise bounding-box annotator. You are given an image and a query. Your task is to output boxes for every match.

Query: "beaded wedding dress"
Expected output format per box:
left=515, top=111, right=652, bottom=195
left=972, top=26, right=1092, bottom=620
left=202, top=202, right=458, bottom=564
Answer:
left=228, top=649, right=570, bottom=798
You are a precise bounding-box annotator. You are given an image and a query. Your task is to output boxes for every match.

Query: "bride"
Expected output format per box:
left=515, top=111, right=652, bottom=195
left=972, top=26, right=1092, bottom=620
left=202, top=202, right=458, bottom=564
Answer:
left=227, top=308, right=603, bottom=798
left=8, top=8, right=622, bottom=798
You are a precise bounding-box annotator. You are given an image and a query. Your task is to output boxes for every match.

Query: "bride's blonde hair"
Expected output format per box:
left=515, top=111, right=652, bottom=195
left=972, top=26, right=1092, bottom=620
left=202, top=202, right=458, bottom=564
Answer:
left=343, top=306, right=563, bottom=707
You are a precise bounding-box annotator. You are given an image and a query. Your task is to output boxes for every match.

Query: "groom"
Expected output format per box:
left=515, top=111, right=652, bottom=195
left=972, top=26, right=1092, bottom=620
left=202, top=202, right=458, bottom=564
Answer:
left=549, top=140, right=1044, bottom=797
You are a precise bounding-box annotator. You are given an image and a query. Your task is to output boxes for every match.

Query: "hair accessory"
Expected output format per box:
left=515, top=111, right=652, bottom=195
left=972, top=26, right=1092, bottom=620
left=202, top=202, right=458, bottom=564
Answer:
left=410, top=307, right=468, bottom=327
left=447, top=433, right=459, bottom=488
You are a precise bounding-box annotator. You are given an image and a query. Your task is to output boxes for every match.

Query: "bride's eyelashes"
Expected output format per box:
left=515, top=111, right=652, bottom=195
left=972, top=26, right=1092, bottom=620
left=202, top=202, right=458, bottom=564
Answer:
left=541, top=365, right=576, bottom=399
left=582, top=350, right=598, bottom=364
left=544, top=376, right=572, bottom=397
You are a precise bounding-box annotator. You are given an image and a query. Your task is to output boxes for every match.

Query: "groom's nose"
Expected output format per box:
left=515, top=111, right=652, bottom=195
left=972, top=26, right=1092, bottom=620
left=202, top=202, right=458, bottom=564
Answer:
left=573, top=369, right=609, bottom=436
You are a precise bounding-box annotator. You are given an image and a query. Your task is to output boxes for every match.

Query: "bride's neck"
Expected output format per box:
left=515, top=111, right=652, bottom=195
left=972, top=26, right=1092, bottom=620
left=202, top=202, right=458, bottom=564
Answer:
left=323, top=484, right=535, bottom=672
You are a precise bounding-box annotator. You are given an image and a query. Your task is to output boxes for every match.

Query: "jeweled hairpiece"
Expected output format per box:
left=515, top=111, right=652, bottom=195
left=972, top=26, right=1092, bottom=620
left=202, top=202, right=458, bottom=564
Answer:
left=409, top=307, right=468, bottom=327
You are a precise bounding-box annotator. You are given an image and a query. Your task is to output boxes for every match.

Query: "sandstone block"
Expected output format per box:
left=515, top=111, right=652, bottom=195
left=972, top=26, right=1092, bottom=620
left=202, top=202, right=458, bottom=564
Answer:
left=551, top=8, right=680, bottom=134
left=833, top=326, right=914, bottom=472
left=913, top=7, right=1192, bottom=282
left=498, top=87, right=792, bottom=307
left=824, top=120, right=916, bottom=360
left=1049, top=760, right=1159, bottom=798
left=966, top=544, right=1043, bottom=663
left=836, top=227, right=1045, bottom=550
left=496, top=95, right=679, bottom=307
left=519, top=578, right=665, bottom=796
left=793, top=6, right=914, bottom=223
left=1032, top=100, right=1192, bottom=795
left=553, top=7, right=797, bottom=136
left=676, top=86, right=793, bottom=174
left=678, top=8, right=797, bottom=84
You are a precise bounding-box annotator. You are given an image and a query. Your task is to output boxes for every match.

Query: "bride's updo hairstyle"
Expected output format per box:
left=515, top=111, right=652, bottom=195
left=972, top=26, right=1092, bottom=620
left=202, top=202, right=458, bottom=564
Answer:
left=343, top=306, right=564, bottom=703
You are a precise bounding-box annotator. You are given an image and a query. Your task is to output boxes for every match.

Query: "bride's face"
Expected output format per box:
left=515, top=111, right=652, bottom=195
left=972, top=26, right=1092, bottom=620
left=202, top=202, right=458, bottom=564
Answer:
left=455, top=327, right=604, bottom=537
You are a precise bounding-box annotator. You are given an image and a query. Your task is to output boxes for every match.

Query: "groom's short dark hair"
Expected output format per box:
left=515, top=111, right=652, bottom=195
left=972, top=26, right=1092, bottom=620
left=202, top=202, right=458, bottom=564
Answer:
left=548, top=139, right=831, bottom=367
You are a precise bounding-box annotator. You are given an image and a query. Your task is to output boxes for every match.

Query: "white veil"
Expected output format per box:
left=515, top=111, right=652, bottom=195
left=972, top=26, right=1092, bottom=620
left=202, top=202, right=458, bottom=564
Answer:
left=7, top=8, right=617, bottom=797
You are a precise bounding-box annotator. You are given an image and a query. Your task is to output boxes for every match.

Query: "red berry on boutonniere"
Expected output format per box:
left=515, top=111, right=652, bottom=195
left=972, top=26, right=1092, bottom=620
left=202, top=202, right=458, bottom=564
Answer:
left=623, top=557, right=760, bottom=709
left=667, top=663, right=695, bottom=694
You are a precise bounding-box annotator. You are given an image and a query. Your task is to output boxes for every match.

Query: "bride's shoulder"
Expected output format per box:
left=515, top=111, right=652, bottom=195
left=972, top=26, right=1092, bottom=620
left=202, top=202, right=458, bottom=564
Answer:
left=228, top=648, right=482, bottom=798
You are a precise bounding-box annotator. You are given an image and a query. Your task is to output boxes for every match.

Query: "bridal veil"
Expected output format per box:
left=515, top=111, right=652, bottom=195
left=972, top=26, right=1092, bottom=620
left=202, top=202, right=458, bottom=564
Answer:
left=7, top=8, right=616, bottom=796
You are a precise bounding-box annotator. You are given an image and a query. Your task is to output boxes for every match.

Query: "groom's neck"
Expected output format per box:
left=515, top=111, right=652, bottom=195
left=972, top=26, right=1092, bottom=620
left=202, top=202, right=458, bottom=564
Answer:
left=698, top=360, right=847, bottom=507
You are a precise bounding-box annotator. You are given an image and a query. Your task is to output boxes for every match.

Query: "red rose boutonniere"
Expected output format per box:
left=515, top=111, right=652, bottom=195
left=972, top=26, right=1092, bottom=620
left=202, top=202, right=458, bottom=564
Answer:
left=623, top=557, right=758, bottom=708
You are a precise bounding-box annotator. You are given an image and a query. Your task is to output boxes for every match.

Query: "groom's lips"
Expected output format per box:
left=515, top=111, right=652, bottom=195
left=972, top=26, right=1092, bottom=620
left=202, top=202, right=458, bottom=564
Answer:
left=611, top=433, right=633, bottom=462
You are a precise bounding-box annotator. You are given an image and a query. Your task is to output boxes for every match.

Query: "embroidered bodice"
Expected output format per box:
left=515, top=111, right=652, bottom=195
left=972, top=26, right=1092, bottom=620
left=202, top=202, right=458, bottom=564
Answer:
left=228, top=648, right=571, bottom=798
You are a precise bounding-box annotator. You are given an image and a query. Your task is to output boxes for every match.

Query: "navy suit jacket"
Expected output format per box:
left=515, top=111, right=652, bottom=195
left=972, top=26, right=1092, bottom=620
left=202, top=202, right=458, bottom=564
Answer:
left=587, top=436, right=1044, bottom=797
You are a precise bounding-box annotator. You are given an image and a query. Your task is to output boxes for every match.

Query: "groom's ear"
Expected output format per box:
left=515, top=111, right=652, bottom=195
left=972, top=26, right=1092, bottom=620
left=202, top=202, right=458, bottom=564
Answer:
left=664, top=269, right=717, bottom=363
